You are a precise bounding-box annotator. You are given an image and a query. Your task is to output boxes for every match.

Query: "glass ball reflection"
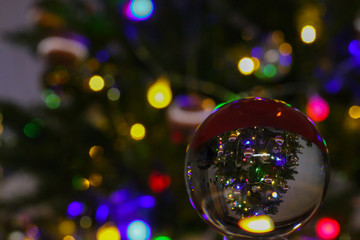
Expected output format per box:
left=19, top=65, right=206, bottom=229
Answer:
left=185, top=98, right=329, bottom=239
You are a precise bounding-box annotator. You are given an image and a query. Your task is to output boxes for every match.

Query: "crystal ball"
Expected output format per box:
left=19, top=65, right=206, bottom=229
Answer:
left=185, top=98, right=329, bottom=239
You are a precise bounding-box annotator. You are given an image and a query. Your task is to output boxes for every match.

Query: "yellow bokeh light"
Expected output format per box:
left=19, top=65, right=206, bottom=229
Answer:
left=80, top=216, right=92, bottom=229
left=63, top=236, right=75, bottom=240
left=147, top=78, right=172, bottom=109
left=238, top=57, right=255, bottom=75
left=279, top=43, right=293, bottom=55
left=201, top=98, right=216, bottom=110
left=76, top=178, right=90, bottom=190
left=96, top=224, right=121, bottom=240
left=301, top=25, right=316, bottom=44
left=238, top=215, right=275, bottom=233
left=59, top=220, right=76, bottom=236
left=89, top=173, right=103, bottom=187
left=349, top=105, right=360, bottom=119
left=89, top=75, right=105, bottom=91
left=89, top=146, right=104, bottom=158
left=251, top=57, right=261, bottom=70
left=130, top=123, right=146, bottom=141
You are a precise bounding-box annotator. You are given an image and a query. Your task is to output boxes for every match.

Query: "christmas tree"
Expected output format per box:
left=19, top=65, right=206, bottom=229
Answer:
left=1, top=0, right=360, bottom=239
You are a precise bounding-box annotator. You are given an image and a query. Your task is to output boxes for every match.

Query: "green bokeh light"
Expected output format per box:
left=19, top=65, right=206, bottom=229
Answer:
left=24, top=119, right=42, bottom=138
left=154, top=237, right=172, bottom=240
left=263, top=64, right=277, bottom=78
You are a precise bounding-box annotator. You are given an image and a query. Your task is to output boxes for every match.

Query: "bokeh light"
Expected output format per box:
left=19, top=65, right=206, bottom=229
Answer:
left=89, top=75, right=105, bottom=91
left=348, top=40, right=360, bottom=57
left=127, top=220, right=151, bottom=240
left=147, top=78, right=172, bottom=109
left=315, top=217, right=340, bottom=240
left=306, top=95, right=330, bottom=122
left=325, top=78, right=343, bottom=94
left=96, top=204, right=110, bottom=223
left=149, top=171, right=171, bottom=193
left=42, top=89, right=61, bottom=109
left=263, top=64, right=277, bottom=78
left=58, top=220, right=76, bottom=236
left=107, top=88, right=121, bottom=101
left=24, top=119, right=42, bottom=138
left=63, top=236, right=75, bottom=240
left=96, top=49, right=110, bottom=63
left=89, top=173, right=103, bottom=187
left=130, top=123, right=146, bottom=140
left=279, top=43, right=293, bottom=55
left=301, top=25, right=316, bottom=44
left=238, top=215, right=274, bottom=233
left=97, top=224, right=121, bottom=240
left=238, top=57, right=255, bottom=75
left=26, top=225, right=40, bottom=239
left=153, top=237, right=171, bottom=240
left=73, top=176, right=90, bottom=190
left=80, top=216, right=92, bottom=229
left=89, top=145, right=104, bottom=158
left=126, top=0, right=154, bottom=21
left=67, top=201, right=85, bottom=217
left=349, top=105, right=360, bottom=119
left=138, top=195, right=156, bottom=208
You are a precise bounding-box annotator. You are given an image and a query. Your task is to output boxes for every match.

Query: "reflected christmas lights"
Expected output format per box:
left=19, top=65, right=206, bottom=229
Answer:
left=238, top=215, right=275, bottom=233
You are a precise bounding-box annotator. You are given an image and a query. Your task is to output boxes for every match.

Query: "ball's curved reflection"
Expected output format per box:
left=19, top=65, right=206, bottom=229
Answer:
left=185, top=98, right=329, bottom=239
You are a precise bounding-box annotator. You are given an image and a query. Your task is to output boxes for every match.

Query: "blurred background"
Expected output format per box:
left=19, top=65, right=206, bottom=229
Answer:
left=0, top=0, right=360, bottom=239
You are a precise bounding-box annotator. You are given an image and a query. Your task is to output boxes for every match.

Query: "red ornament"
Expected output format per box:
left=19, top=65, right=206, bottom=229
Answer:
left=315, top=217, right=340, bottom=240
left=149, top=171, right=171, bottom=193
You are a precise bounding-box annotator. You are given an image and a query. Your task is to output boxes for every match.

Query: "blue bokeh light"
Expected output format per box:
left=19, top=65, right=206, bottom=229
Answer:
left=325, top=78, right=343, bottom=94
left=96, top=50, right=110, bottom=63
left=349, top=40, right=360, bottom=57
left=67, top=201, right=85, bottom=218
left=126, top=0, right=154, bottom=21
left=127, top=220, right=151, bottom=240
left=251, top=47, right=264, bottom=59
left=95, top=204, right=109, bottom=223
left=279, top=54, right=292, bottom=66
left=138, top=195, right=156, bottom=208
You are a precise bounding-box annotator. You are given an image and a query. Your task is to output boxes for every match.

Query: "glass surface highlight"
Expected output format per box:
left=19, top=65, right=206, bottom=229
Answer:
left=185, top=98, right=329, bottom=239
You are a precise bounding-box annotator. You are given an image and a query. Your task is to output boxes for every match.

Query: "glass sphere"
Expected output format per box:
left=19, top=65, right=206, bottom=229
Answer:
left=185, top=98, right=329, bottom=239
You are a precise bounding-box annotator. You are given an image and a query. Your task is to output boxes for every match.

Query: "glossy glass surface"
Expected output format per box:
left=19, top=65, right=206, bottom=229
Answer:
left=185, top=98, right=329, bottom=239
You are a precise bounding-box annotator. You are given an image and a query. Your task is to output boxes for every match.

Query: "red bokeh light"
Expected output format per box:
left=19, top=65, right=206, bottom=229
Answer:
left=306, top=95, right=330, bottom=122
left=315, top=217, right=340, bottom=240
left=149, top=171, right=171, bottom=193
